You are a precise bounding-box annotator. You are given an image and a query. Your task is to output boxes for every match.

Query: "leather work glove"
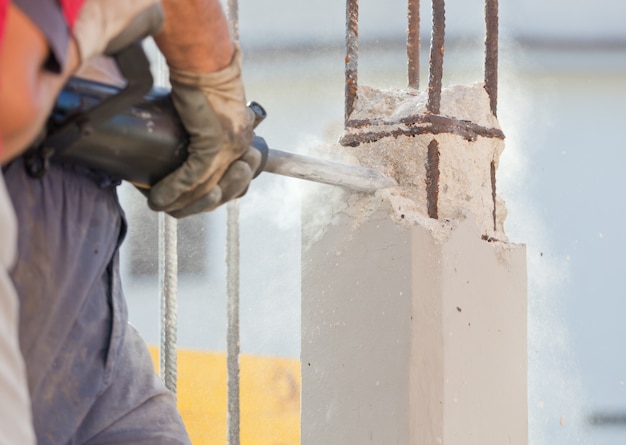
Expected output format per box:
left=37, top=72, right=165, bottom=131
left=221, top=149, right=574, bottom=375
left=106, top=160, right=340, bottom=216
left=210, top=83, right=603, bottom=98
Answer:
left=147, top=47, right=257, bottom=218
left=166, top=146, right=262, bottom=218
left=73, top=0, right=165, bottom=63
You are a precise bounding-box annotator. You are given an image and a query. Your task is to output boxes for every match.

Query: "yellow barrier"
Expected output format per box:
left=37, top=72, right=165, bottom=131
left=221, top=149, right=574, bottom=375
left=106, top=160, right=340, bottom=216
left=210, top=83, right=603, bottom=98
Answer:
left=148, top=347, right=301, bottom=445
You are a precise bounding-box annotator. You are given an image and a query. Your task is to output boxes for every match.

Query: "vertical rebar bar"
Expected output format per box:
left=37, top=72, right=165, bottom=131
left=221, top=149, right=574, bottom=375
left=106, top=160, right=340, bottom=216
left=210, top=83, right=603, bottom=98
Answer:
left=159, top=211, right=178, bottom=395
left=426, top=0, right=445, bottom=114
left=227, top=0, right=239, bottom=43
left=490, top=160, right=497, bottom=231
left=484, top=0, right=499, bottom=116
left=345, top=0, right=359, bottom=125
left=485, top=0, right=499, bottom=231
left=155, top=49, right=179, bottom=396
left=226, top=3, right=241, bottom=445
left=407, top=0, right=420, bottom=89
left=226, top=201, right=241, bottom=445
left=425, top=139, right=440, bottom=219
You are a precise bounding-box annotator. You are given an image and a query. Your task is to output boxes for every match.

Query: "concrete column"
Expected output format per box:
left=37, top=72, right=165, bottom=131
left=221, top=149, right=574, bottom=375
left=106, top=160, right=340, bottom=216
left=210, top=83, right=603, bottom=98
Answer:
left=301, top=85, right=527, bottom=444
left=302, top=206, right=526, bottom=444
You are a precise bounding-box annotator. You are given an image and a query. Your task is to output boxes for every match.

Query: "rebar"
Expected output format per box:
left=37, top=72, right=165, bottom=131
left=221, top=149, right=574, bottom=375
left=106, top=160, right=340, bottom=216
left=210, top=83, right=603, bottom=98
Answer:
left=425, top=139, right=440, bottom=219
left=154, top=47, right=179, bottom=396
left=484, top=0, right=499, bottom=116
left=226, top=201, right=241, bottom=445
left=427, top=0, right=445, bottom=114
left=345, top=0, right=359, bottom=125
left=159, top=211, right=178, bottom=395
left=407, top=0, right=420, bottom=89
left=341, top=113, right=505, bottom=147
left=485, top=0, right=499, bottom=230
left=226, top=3, right=241, bottom=444
left=227, top=0, right=239, bottom=43
left=490, top=160, right=497, bottom=231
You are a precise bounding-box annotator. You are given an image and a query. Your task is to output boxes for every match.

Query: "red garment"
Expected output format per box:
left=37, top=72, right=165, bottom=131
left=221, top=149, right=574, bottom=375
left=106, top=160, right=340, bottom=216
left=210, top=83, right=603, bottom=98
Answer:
left=0, top=0, right=7, bottom=42
left=58, top=0, right=84, bottom=30
left=0, top=0, right=7, bottom=155
left=0, top=0, right=86, bottom=155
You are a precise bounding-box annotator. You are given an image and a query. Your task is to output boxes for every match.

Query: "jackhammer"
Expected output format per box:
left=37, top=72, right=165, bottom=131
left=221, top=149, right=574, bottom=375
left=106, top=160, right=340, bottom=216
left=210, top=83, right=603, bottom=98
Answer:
left=26, top=43, right=395, bottom=193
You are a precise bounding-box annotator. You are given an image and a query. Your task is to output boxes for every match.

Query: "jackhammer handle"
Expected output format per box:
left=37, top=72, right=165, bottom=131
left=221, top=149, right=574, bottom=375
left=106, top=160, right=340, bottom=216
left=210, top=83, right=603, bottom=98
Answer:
left=246, top=102, right=270, bottom=178
left=46, top=77, right=269, bottom=188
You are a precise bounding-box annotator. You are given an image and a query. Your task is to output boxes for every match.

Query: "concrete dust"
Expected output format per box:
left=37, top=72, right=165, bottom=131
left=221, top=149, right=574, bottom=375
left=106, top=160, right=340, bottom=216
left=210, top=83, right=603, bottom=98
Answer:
left=349, top=83, right=499, bottom=129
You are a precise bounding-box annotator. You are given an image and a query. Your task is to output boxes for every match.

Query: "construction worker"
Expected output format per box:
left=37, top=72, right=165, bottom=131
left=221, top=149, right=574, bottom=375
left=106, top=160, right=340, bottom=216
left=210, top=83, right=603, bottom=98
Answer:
left=1, top=1, right=161, bottom=443
left=2, top=1, right=159, bottom=442
left=2, top=0, right=260, bottom=443
left=1, top=1, right=164, bottom=443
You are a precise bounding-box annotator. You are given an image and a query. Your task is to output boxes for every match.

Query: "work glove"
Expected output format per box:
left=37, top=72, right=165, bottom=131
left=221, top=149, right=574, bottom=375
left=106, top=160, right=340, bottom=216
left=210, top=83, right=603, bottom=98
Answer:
left=147, top=47, right=258, bottom=218
left=164, top=146, right=262, bottom=218
left=73, top=0, right=164, bottom=63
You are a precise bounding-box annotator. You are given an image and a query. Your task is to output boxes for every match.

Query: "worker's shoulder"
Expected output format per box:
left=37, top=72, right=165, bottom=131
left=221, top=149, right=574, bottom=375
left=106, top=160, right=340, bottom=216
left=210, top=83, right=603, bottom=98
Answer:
left=12, top=0, right=86, bottom=73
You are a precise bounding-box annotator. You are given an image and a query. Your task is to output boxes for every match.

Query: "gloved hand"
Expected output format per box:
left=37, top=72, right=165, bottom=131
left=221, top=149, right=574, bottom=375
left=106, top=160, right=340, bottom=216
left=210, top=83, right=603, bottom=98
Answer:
left=147, top=47, right=257, bottom=218
left=166, top=145, right=262, bottom=218
left=73, top=0, right=164, bottom=63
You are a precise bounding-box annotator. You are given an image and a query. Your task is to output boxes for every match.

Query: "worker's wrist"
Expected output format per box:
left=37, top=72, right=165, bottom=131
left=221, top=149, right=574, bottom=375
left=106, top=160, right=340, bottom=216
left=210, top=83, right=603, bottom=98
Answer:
left=154, top=0, right=234, bottom=74
left=168, top=45, right=241, bottom=87
left=159, top=38, right=235, bottom=74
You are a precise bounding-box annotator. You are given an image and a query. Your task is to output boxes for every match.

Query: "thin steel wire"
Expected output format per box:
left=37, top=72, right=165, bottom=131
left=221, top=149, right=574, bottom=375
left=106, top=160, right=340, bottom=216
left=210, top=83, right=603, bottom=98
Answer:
left=407, top=0, right=420, bottom=89
left=226, top=201, right=241, bottom=445
left=345, top=0, right=359, bottom=125
left=155, top=49, right=179, bottom=396
left=484, top=0, right=499, bottom=116
left=158, top=211, right=178, bottom=395
left=227, top=0, right=239, bottom=43
left=226, top=2, right=241, bottom=444
left=426, top=0, right=445, bottom=114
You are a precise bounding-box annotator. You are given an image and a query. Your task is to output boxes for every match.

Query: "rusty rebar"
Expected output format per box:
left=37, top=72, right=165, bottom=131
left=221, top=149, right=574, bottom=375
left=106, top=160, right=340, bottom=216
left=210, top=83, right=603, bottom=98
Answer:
left=485, top=0, right=499, bottom=232
left=407, top=0, right=420, bottom=89
left=340, top=113, right=505, bottom=147
left=490, top=160, right=497, bottom=231
left=427, top=0, right=445, bottom=114
left=425, top=139, right=440, bottom=219
left=345, top=0, right=359, bottom=125
left=484, top=0, right=499, bottom=116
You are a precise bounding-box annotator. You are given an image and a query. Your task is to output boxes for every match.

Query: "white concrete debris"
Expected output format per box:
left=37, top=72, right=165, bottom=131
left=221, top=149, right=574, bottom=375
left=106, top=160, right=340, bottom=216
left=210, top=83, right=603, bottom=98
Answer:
left=310, top=83, right=508, bottom=243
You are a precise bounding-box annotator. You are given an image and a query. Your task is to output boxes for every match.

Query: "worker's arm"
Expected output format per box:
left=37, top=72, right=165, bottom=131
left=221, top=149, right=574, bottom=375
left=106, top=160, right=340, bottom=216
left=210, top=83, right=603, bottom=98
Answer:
left=154, top=0, right=233, bottom=73
left=0, top=0, right=163, bottom=165
left=0, top=4, right=79, bottom=164
left=149, top=0, right=260, bottom=218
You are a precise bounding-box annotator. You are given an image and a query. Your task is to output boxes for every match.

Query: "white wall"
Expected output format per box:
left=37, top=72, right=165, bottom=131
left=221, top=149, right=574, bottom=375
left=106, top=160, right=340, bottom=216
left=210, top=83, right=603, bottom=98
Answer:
left=235, top=0, right=626, bottom=48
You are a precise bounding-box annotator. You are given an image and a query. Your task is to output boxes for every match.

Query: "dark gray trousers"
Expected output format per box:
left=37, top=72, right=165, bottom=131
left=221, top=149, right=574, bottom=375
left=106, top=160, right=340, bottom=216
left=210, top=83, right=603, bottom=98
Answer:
left=4, top=159, right=190, bottom=445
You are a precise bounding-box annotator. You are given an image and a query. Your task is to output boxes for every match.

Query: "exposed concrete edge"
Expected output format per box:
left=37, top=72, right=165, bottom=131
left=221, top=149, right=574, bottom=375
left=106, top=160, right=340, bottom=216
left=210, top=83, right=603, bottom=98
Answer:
left=302, top=183, right=519, bottom=251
